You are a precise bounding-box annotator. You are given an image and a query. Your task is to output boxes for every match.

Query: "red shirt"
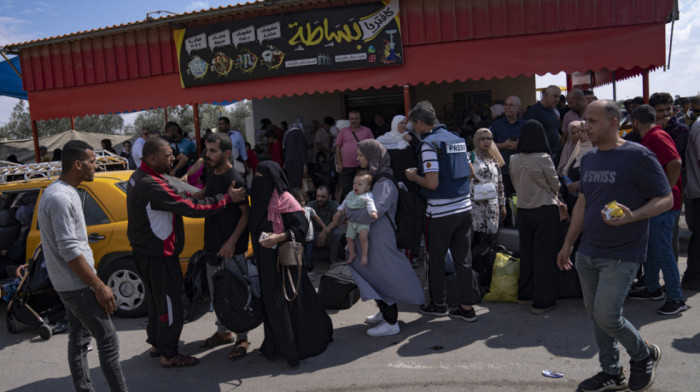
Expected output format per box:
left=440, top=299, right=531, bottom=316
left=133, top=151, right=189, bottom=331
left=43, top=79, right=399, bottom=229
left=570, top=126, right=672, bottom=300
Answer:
left=270, top=141, right=284, bottom=167
left=641, top=125, right=682, bottom=210
left=246, top=149, right=259, bottom=173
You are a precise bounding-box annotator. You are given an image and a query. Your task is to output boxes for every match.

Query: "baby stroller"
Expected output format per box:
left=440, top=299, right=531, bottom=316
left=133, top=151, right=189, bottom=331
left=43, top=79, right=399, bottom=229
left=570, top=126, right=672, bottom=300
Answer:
left=6, top=245, right=66, bottom=340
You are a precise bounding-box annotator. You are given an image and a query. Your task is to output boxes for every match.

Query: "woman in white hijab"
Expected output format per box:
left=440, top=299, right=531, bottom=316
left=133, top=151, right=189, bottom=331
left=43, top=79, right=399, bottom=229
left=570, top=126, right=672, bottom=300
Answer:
left=376, top=115, right=413, bottom=151
left=559, top=120, right=593, bottom=211
left=377, top=115, right=421, bottom=193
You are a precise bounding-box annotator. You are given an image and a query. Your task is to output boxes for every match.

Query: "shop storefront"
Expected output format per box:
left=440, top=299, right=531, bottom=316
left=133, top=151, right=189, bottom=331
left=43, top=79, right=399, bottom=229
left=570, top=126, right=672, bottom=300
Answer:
left=3, top=0, right=675, bottom=161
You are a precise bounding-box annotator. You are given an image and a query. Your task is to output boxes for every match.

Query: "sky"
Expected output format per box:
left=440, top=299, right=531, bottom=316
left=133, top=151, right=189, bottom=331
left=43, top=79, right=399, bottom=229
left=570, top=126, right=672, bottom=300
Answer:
left=1, top=0, right=698, bottom=129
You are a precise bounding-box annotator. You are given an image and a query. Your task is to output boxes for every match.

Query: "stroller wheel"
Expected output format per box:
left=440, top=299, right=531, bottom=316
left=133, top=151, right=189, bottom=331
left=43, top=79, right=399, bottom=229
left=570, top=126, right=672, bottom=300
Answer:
left=39, top=323, right=52, bottom=340
left=6, top=316, right=17, bottom=334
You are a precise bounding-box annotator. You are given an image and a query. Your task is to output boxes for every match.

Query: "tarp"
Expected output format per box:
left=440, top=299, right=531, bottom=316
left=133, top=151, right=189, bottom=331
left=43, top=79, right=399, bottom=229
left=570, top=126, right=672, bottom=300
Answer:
left=0, top=56, right=27, bottom=99
left=0, top=130, right=134, bottom=164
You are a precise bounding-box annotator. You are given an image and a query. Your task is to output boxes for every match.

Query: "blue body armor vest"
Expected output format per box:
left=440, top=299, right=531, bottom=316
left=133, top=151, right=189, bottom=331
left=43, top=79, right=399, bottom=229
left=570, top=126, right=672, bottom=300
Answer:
left=418, top=125, right=471, bottom=199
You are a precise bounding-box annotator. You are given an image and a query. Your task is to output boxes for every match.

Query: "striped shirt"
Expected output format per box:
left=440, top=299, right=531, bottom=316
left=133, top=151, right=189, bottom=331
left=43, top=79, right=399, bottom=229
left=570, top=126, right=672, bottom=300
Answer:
left=421, top=143, right=472, bottom=218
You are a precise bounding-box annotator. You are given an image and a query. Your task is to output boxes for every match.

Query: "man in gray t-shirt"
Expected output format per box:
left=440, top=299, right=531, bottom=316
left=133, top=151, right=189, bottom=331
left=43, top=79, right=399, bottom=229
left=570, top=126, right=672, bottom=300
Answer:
left=38, top=140, right=127, bottom=392
left=557, top=101, right=671, bottom=392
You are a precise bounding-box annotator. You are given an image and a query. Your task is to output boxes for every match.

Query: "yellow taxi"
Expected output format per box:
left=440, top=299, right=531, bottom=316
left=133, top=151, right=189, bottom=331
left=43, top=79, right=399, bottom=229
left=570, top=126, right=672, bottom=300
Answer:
left=0, top=153, right=240, bottom=317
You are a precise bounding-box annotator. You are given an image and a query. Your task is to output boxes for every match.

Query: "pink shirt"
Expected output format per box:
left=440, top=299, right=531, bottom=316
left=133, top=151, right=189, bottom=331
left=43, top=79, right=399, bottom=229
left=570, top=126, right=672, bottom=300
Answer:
left=336, top=126, right=373, bottom=168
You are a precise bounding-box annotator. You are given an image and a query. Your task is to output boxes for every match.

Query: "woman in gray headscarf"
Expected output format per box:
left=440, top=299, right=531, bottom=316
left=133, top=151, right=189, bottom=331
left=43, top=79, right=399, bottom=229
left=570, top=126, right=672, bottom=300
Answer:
left=344, top=139, right=424, bottom=337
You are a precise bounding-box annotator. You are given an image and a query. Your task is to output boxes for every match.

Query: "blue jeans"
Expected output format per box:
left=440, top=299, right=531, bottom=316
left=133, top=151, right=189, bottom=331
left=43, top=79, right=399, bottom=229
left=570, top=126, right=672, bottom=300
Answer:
left=576, top=253, right=650, bottom=375
left=304, top=241, right=314, bottom=272
left=644, top=209, right=683, bottom=301
left=58, top=287, right=128, bottom=392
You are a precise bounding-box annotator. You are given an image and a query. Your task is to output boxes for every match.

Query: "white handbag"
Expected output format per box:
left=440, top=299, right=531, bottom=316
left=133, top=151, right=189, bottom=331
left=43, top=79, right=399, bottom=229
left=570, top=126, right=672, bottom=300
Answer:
left=473, top=182, right=498, bottom=201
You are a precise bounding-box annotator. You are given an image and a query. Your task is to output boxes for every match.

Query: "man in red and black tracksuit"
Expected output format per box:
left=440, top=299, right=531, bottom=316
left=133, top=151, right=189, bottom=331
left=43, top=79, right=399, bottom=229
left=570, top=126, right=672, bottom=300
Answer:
left=127, top=137, right=245, bottom=368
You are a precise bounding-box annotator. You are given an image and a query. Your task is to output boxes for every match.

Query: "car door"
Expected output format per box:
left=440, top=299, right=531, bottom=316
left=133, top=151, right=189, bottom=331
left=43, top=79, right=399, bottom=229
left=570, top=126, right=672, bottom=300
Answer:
left=76, top=187, right=115, bottom=260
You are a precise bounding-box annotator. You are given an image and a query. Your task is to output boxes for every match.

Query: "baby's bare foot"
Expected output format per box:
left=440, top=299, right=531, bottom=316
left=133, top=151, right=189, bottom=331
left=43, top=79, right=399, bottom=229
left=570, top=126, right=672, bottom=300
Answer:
left=360, top=256, right=368, bottom=265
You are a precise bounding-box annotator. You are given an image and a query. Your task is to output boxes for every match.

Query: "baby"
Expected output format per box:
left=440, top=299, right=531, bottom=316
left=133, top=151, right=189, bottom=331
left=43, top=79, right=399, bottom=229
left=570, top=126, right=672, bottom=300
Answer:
left=337, top=171, right=378, bottom=265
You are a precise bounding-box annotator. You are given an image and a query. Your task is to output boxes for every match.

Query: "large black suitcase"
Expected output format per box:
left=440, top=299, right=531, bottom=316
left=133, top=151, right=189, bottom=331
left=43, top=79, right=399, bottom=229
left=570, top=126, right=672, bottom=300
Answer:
left=318, top=263, right=360, bottom=310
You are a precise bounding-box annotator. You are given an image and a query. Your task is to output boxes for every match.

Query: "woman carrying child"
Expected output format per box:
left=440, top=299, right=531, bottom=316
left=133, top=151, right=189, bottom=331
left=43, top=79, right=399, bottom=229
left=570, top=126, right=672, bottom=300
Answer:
left=338, top=139, right=424, bottom=337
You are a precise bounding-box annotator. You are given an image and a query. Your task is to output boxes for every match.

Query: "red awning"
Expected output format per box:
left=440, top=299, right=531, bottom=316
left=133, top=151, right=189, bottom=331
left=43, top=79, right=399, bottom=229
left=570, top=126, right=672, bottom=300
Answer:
left=26, top=23, right=664, bottom=121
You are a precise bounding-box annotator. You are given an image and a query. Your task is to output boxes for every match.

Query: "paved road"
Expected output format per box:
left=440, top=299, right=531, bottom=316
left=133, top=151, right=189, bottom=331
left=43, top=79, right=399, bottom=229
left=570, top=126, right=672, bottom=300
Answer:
left=1, top=249, right=698, bottom=391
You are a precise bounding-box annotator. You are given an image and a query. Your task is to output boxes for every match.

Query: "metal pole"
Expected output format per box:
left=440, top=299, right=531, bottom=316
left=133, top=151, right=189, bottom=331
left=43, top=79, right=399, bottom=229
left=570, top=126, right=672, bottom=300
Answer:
left=70, top=116, right=75, bottom=130
left=0, top=51, right=22, bottom=78
left=403, top=84, right=411, bottom=116
left=642, top=68, right=650, bottom=104
left=612, top=71, right=617, bottom=102
left=31, top=120, right=40, bottom=162
left=566, top=74, right=573, bottom=93
left=667, top=20, right=674, bottom=70
left=164, top=108, right=168, bottom=123
left=193, top=103, right=202, bottom=155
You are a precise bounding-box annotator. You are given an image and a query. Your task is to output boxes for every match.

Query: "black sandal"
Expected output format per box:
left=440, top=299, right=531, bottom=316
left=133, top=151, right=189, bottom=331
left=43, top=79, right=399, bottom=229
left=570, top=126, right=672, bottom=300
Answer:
left=229, top=339, right=249, bottom=361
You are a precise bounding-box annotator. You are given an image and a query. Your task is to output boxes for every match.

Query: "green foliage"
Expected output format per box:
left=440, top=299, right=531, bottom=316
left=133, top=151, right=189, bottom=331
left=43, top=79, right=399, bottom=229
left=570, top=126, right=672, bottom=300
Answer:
left=0, top=100, right=252, bottom=142
left=0, top=100, right=31, bottom=139
left=74, top=114, right=125, bottom=134
left=132, top=101, right=253, bottom=141
left=0, top=100, right=126, bottom=140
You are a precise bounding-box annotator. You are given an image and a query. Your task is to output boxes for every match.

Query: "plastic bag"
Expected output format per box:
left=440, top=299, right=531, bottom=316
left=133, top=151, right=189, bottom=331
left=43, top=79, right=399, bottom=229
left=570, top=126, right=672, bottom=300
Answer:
left=483, top=252, right=519, bottom=302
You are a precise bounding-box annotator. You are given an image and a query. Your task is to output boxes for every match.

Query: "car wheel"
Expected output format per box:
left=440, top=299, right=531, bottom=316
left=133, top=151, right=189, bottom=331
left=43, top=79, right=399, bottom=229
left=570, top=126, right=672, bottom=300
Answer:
left=6, top=316, right=17, bottom=334
left=100, top=258, right=148, bottom=318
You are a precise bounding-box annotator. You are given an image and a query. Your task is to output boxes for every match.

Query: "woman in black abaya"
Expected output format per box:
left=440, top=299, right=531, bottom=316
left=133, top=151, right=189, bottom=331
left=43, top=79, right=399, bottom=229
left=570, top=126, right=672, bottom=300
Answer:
left=249, top=161, right=333, bottom=367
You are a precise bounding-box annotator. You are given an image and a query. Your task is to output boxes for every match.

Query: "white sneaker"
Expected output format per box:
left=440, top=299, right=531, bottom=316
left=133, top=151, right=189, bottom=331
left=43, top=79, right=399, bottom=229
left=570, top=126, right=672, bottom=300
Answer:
left=367, top=320, right=400, bottom=337
left=365, top=312, right=384, bottom=324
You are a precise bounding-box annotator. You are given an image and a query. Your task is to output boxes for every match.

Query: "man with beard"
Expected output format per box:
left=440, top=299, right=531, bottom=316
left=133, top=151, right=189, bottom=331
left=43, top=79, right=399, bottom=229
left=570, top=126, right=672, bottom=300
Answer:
left=627, top=105, right=687, bottom=315
left=195, top=132, right=252, bottom=360
left=127, top=137, right=245, bottom=368
left=39, top=140, right=128, bottom=391
left=308, top=185, right=342, bottom=264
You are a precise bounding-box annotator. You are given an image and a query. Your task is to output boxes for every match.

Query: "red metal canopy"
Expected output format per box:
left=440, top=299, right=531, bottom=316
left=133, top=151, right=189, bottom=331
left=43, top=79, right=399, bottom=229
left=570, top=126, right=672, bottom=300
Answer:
left=6, top=0, right=674, bottom=121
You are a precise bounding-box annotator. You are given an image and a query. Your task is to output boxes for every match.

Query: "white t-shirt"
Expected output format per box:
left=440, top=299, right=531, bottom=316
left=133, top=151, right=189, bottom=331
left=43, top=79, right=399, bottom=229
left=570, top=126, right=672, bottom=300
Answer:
left=132, top=137, right=145, bottom=169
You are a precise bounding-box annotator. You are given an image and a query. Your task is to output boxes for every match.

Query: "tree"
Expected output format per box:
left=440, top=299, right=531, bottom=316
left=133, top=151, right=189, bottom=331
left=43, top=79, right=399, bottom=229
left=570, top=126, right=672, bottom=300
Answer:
left=0, top=100, right=31, bottom=139
left=75, top=114, right=125, bottom=134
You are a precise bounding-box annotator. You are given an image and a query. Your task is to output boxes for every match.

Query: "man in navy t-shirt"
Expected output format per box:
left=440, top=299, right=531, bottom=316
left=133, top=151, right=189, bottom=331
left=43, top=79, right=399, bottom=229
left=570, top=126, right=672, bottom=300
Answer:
left=557, top=100, right=672, bottom=392
left=524, top=85, right=562, bottom=157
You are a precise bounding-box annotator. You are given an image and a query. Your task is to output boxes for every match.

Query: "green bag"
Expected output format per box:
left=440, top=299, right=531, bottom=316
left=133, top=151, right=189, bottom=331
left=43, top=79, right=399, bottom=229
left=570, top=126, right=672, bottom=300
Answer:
left=483, top=252, right=519, bottom=302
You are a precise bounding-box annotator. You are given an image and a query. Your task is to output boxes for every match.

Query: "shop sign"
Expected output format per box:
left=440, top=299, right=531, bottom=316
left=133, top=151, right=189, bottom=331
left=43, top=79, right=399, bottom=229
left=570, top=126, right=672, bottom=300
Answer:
left=174, top=0, right=402, bottom=88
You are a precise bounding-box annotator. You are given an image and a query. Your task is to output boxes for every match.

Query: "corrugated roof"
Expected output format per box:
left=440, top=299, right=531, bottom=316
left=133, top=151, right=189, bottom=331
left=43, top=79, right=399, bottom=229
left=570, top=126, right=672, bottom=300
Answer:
left=3, top=0, right=366, bottom=50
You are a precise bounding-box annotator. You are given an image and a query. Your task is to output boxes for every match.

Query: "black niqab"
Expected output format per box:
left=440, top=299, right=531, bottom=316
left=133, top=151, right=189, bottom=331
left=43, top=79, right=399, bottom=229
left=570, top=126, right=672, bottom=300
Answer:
left=248, top=161, right=292, bottom=235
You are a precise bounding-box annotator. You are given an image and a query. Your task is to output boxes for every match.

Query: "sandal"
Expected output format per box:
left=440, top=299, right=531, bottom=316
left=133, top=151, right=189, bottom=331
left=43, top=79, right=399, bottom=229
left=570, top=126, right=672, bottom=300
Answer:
left=199, top=332, right=234, bottom=349
left=161, top=354, right=199, bottom=368
left=229, top=339, right=249, bottom=361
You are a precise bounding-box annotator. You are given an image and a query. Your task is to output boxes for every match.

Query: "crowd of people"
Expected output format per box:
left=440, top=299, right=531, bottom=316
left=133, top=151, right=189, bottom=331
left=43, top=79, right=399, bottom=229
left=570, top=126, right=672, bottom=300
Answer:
left=33, top=89, right=700, bottom=392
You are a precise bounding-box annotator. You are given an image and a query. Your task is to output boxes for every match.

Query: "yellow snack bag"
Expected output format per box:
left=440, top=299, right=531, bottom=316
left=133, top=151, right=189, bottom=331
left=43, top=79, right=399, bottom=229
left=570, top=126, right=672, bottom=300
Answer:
left=603, top=201, right=625, bottom=220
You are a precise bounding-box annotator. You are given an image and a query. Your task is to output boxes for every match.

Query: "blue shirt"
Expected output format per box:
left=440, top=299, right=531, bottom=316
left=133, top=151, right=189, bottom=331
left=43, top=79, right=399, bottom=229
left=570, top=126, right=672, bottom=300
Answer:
left=228, top=130, right=248, bottom=161
left=524, top=101, right=560, bottom=156
left=578, top=142, right=671, bottom=263
left=490, top=117, right=524, bottom=175
left=177, top=138, right=196, bottom=156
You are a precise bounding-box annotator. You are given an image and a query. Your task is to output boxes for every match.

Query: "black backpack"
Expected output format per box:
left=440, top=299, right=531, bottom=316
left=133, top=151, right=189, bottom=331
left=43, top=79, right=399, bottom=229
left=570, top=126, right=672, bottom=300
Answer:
left=182, top=250, right=210, bottom=323
left=318, top=262, right=360, bottom=309
left=212, top=258, right=264, bottom=333
left=374, top=173, right=426, bottom=250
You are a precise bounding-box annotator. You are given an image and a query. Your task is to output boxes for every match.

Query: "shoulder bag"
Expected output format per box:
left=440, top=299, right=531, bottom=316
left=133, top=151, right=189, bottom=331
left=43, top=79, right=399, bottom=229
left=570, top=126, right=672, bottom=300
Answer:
left=277, top=231, right=304, bottom=302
